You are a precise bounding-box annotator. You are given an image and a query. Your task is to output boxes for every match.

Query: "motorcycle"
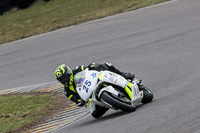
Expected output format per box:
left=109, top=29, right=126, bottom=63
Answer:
left=74, top=68, right=153, bottom=116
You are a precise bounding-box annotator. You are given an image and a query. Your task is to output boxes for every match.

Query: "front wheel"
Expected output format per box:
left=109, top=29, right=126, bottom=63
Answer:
left=100, top=91, right=136, bottom=112
left=140, top=85, right=153, bottom=104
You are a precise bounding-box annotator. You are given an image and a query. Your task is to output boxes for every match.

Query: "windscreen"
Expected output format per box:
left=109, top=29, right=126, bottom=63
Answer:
left=74, top=71, right=86, bottom=87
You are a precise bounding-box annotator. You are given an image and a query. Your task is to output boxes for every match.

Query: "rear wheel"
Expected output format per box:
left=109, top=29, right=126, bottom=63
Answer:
left=140, top=85, right=153, bottom=104
left=100, top=91, right=136, bottom=112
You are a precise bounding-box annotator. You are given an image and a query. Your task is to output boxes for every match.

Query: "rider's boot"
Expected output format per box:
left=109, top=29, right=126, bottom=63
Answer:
left=91, top=105, right=109, bottom=118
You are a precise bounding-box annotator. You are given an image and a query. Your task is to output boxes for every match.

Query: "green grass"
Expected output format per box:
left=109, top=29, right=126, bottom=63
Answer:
left=0, top=0, right=170, bottom=45
left=0, top=93, right=59, bottom=133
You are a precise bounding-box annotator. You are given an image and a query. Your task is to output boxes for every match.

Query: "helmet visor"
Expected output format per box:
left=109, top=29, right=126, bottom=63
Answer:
left=59, top=75, right=70, bottom=85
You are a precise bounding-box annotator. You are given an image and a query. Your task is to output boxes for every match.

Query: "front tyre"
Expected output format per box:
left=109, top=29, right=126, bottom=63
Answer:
left=100, top=92, right=136, bottom=112
left=140, top=85, right=153, bottom=104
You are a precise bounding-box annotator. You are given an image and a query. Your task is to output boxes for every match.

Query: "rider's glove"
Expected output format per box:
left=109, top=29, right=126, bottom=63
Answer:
left=76, top=99, right=85, bottom=107
left=122, top=72, right=135, bottom=81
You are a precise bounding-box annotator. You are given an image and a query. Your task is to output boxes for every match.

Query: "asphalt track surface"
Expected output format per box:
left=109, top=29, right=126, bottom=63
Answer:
left=0, top=0, right=200, bottom=132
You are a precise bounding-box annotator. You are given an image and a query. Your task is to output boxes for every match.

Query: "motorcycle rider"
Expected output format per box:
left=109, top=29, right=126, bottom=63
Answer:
left=54, top=62, right=135, bottom=118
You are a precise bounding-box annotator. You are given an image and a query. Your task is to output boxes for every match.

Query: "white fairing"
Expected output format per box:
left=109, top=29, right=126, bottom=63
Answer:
left=98, top=85, right=119, bottom=98
left=74, top=69, right=144, bottom=109
left=99, top=71, right=127, bottom=88
left=75, top=69, right=99, bottom=101
left=131, top=80, right=143, bottom=104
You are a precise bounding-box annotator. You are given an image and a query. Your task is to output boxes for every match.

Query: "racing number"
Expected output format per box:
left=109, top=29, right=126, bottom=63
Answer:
left=85, top=80, right=91, bottom=86
left=83, top=80, right=91, bottom=93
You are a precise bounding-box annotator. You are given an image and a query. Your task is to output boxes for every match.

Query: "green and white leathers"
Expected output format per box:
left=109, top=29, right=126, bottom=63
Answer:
left=74, top=68, right=153, bottom=116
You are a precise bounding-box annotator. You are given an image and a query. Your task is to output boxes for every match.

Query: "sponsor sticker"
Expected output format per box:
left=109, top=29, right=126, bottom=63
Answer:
left=91, top=73, right=96, bottom=78
left=109, top=76, right=114, bottom=82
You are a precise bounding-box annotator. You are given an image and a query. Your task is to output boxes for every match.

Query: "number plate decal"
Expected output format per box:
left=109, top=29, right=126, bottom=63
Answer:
left=83, top=80, right=91, bottom=93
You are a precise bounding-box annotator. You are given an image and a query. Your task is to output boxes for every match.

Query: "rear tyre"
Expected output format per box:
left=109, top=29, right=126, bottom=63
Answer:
left=100, top=91, right=136, bottom=112
left=140, top=85, right=153, bottom=104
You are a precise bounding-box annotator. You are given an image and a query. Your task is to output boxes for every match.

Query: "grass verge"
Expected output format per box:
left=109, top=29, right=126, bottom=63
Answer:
left=0, top=92, right=70, bottom=133
left=0, top=0, right=170, bottom=44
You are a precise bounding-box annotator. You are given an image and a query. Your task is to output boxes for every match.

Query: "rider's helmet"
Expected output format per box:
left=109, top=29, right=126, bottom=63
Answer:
left=54, top=64, right=73, bottom=86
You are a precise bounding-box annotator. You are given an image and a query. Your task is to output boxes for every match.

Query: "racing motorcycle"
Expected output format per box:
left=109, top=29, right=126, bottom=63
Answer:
left=74, top=68, right=153, bottom=115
